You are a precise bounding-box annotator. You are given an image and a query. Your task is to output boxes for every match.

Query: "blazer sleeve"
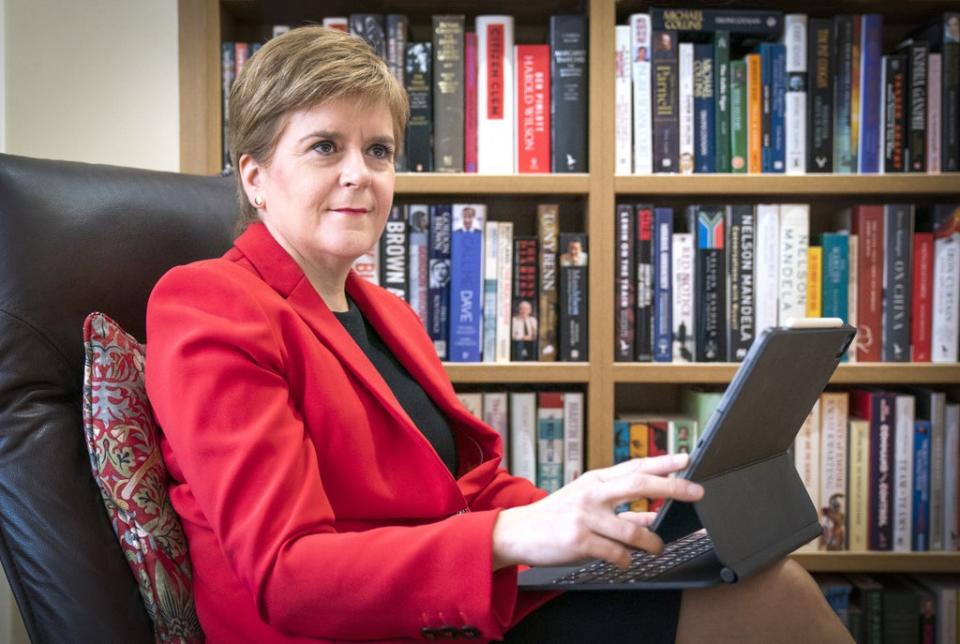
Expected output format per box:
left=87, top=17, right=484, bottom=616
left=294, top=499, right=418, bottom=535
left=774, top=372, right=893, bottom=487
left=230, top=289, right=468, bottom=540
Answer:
left=146, top=264, right=523, bottom=641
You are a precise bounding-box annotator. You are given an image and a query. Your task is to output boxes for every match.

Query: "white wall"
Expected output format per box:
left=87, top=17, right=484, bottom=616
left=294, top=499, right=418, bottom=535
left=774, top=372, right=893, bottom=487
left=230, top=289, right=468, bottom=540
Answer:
left=4, top=0, right=179, bottom=170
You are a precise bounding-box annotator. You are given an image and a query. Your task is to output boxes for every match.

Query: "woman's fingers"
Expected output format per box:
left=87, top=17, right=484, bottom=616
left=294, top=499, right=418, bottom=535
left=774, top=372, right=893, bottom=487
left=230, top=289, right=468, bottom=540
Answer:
left=594, top=453, right=691, bottom=481
left=599, top=471, right=705, bottom=507
left=617, top=511, right=659, bottom=528
left=584, top=511, right=665, bottom=556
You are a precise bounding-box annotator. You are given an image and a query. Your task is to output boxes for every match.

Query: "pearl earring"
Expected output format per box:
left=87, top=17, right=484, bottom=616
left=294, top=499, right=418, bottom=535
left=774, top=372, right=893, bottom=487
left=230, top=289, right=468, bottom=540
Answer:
left=254, top=195, right=264, bottom=207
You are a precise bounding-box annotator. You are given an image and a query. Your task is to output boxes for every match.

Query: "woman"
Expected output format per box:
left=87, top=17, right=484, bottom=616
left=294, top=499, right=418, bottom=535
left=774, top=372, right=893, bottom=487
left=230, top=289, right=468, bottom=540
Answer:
left=146, top=26, right=851, bottom=643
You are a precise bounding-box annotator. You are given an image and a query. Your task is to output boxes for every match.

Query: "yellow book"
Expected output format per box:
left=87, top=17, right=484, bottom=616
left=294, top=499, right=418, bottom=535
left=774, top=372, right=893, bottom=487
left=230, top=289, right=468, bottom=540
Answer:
left=806, top=246, right=823, bottom=318
left=628, top=422, right=649, bottom=512
left=746, top=54, right=762, bottom=174
left=848, top=418, right=870, bottom=552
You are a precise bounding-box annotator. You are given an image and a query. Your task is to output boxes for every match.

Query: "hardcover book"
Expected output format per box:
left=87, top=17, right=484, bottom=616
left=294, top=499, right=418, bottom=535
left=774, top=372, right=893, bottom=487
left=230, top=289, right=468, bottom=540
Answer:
left=352, top=246, right=379, bottom=286
left=563, top=392, right=584, bottom=484
left=631, top=14, right=653, bottom=174
left=405, top=42, right=434, bottom=172
left=913, top=419, right=931, bottom=550
left=806, top=246, right=822, bottom=317
left=537, top=392, right=565, bottom=493
left=650, top=8, right=783, bottom=36
left=784, top=14, right=807, bottom=174
left=807, top=18, right=833, bottom=172
left=678, top=43, right=695, bottom=174
left=636, top=205, right=655, bottom=361
left=379, top=206, right=408, bottom=301
left=820, top=233, right=850, bottom=332
left=927, top=53, right=942, bottom=174
left=516, top=45, right=552, bottom=173
left=848, top=417, right=870, bottom=551
left=691, top=205, right=726, bottom=361
left=465, top=32, right=478, bottom=173
left=833, top=15, right=855, bottom=174
left=386, top=15, right=408, bottom=84
left=448, top=204, right=486, bottom=362
left=850, top=388, right=897, bottom=551
left=652, top=208, right=673, bottom=361
left=778, top=204, right=810, bottom=325
left=914, top=388, right=947, bottom=551
left=483, top=392, right=509, bottom=462
left=729, top=58, right=748, bottom=173
left=537, top=204, right=560, bottom=360
left=754, top=204, right=780, bottom=333
left=932, top=204, right=960, bottom=362
left=713, top=31, right=731, bottom=173
left=550, top=15, right=589, bottom=172
left=559, top=233, right=589, bottom=361
left=495, top=221, right=514, bottom=363
left=509, top=392, right=537, bottom=483
left=671, top=231, right=695, bottom=362
left=652, top=30, right=679, bottom=172
left=482, top=220, right=499, bottom=362
left=407, top=204, right=430, bottom=327
left=857, top=14, right=884, bottom=173
left=428, top=205, right=452, bottom=359
left=882, top=54, right=908, bottom=173
left=819, top=392, right=849, bottom=550
left=512, top=236, right=539, bottom=361
left=693, top=43, right=715, bottom=173
left=615, top=204, right=636, bottom=361
left=433, top=16, right=465, bottom=172
left=881, top=204, right=914, bottom=362
left=477, top=16, right=516, bottom=174
left=615, top=26, right=633, bottom=175
left=903, top=40, right=929, bottom=172
left=746, top=53, right=762, bottom=173
left=794, top=400, right=821, bottom=551
left=726, top=205, right=755, bottom=361
left=893, top=394, right=916, bottom=552
left=911, top=229, right=933, bottom=362
left=852, top=205, right=883, bottom=362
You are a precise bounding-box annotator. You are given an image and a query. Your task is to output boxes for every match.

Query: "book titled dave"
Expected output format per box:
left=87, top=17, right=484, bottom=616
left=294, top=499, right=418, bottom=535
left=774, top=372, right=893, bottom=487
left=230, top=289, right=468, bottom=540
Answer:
left=448, top=204, right=486, bottom=362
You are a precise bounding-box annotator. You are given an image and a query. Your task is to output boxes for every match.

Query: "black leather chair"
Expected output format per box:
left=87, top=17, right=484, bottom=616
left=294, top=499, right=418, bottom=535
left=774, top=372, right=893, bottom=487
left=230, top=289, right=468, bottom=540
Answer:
left=0, top=153, right=237, bottom=642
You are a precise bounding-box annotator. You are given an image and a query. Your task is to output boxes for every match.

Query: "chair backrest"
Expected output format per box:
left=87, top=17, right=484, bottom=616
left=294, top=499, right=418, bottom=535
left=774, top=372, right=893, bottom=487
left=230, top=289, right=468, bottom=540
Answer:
left=0, top=153, right=237, bottom=643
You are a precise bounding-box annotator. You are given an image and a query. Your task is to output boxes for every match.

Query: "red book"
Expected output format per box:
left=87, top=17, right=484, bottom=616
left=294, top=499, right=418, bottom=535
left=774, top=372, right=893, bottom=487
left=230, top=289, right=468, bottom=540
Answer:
left=911, top=232, right=934, bottom=362
left=464, top=32, right=478, bottom=173
left=515, top=44, right=551, bottom=173
left=851, top=205, right=883, bottom=362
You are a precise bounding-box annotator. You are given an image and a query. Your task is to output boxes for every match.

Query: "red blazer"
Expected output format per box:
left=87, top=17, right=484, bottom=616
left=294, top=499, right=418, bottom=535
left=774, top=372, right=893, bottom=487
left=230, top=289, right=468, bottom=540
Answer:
left=146, top=223, right=556, bottom=643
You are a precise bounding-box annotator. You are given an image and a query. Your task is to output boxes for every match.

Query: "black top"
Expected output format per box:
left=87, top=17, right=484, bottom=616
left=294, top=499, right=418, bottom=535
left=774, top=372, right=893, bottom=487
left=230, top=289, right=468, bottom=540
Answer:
left=332, top=298, right=458, bottom=476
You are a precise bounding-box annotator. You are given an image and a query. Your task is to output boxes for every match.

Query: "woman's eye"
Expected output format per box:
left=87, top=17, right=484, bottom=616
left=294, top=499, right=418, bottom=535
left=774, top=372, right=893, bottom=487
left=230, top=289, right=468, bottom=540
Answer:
left=369, top=144, right=393, bottom=160
left=313, top=140, right=336, bottom=154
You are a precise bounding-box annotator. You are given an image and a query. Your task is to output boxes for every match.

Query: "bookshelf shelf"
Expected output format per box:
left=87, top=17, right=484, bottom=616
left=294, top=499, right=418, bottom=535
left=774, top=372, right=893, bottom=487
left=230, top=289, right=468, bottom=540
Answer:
left=614, top=173, right=960, bottom=196
left=791, top=552, right=960, bottom=574
left=444, top=363, right=591, bottom=384
left=613, top=363, right=960, bottom=384
left=396, top=173, right=591, bottom=195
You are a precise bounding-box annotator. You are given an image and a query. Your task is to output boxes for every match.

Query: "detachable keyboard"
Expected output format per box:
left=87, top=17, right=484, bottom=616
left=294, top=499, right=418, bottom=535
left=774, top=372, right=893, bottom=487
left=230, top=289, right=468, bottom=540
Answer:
left=549, top=531, right=714, bottom=585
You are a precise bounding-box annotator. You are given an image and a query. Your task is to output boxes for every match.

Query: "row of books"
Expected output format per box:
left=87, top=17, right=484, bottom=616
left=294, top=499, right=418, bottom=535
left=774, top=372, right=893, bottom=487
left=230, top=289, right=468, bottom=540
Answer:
left=815, top=573, right=960, bottom=644
left=351, top=204, right=589, bottom=362
left=615, top=9, right=960, bottom=175
left=220, top=41, right=262, bottom=170
left=456, top=390, right=584, bottom=493
left=614, top=202, right=960, bottom=363
left=795, top=389, right=959, bottom=553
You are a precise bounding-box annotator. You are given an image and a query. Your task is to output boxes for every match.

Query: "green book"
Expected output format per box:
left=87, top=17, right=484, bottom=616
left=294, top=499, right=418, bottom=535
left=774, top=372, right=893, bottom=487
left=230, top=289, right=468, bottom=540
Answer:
left=713, top=31, right=731, bottom=173
left=729, top=58, right=747, bottom=173
left=680, top=388, right=723, bottom=439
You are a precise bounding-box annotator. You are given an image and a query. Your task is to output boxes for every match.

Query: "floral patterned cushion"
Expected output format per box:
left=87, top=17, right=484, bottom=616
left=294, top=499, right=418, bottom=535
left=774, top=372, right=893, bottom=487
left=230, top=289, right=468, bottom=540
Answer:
left=82, top=312, right=203, bottom=643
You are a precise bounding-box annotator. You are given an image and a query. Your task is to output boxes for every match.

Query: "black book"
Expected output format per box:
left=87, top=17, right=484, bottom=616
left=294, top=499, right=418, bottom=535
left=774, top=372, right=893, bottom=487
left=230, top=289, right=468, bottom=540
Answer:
left=881, top=204, right=914, bottom=362
left=901, top=40, right=929, bottom=172
left=432, top=16, right=465, bottom=172
left=635, top=205, right=654, bottom=362
left=550, top=15, right=589, bottom=172
left=559, top=233, right=589, bottom=361
left=652, top=30, right=679, bottom=173
left=405, top=42, right=433, bottom=172
left=912, top=13, right=960, bottom=171
left=726, top=205, right=755, bottom=362
left=386, top=15, right=409, bottom=171
left=349, top=14, right=386, bottom=59
left=688, top=205, right=726, bottom=362
left=427, top=205, right=452, bottom=360
left=806, top=18, right=833, bottom=173
left=379, top=206, right=408, bottom=300
left=512, top=237, right=539, bottom=361
left=650, top=8, right=783, bottom=36
left=614, top=204, right=635, bottom=362
left=882, top=54, right=908, bottom=173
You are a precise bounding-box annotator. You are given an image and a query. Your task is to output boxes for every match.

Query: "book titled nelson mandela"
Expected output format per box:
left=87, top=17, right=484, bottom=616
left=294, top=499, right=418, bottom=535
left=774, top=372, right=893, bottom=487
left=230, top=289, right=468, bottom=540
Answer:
left=651, top=8, right=783, bottom=36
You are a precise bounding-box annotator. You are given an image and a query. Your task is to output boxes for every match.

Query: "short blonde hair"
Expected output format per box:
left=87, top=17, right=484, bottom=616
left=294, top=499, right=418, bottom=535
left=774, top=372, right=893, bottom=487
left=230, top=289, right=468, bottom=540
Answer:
left=229, top=26, right=409, bottom=231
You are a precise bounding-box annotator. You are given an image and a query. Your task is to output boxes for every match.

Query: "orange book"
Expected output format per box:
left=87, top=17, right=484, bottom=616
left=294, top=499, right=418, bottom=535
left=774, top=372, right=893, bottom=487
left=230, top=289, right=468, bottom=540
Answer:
left=806, top=246, right=823, bottom=318
left=628, top=422, right=649, bottom=512
left=746, top=54, right=762, bottom=174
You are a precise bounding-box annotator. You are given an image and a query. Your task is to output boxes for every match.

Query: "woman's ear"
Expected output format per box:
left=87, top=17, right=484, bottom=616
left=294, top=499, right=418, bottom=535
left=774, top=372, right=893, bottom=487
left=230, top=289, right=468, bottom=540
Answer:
left=238, top=153, right=265, bottom=209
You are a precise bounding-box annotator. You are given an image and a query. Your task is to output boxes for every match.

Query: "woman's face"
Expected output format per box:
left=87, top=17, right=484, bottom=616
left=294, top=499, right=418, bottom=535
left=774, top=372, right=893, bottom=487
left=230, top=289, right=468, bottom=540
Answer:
left=242, top=97, right=396, bottom=271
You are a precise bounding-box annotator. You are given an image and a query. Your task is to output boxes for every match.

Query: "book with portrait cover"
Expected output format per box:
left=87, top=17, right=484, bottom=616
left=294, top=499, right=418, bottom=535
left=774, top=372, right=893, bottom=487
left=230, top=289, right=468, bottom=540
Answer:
left=433, top=16, right=465, bottom=172
left=559, top=233, right=588, bottom=361
left=652, top=30, right=679, bottom=173
left=428, top=205, right=452, bottom=360
left=550, top=15, right=588, bottom=172
left=379, top=206, right=408, bottom=301
left=349, top=14, right=386, bottom=58
left=512, top=236, right=539, bottom=361
left=537, top=204, right=560, bottom=361
left=407, top=204, right=430, bottom=328
left=405, top=42, right=433, bottom=172
left=448, top=204, right=486, bottom=362
left=615, top=204, right=635, bottom=362
left=636, top=205, right=655, bottom=361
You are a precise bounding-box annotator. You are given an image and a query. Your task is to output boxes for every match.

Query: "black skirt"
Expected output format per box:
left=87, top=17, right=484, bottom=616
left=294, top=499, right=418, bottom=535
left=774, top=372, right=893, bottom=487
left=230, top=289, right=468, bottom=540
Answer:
left=502, top=590, right=683, bottom=643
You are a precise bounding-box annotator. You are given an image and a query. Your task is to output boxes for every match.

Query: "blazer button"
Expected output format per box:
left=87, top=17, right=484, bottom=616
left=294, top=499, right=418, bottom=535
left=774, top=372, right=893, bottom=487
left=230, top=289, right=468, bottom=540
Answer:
left=421, top=627, right=438, bottom=640
left=461, top=626, right=481, bottom=639
left=439, top=625, right=459, bottom=639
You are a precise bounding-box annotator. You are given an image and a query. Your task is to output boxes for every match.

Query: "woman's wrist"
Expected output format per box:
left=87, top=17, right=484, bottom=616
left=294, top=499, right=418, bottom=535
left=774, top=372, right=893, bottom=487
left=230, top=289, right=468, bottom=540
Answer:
left=491, top=507, right=520, bottom=571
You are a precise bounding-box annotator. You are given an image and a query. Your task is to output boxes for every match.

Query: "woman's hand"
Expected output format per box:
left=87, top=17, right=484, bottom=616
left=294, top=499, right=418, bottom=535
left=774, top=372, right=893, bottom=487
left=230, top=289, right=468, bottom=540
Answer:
left=491, top=453, right=704, bottom=571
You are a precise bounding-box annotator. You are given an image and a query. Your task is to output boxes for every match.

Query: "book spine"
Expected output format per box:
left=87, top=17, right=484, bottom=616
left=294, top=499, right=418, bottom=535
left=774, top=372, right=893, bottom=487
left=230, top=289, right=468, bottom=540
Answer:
left=433, top=16, right=465, bottom=172
left=653, top=208, right=674, bottom=361
left=652, top=30, right=679, bottom=173
left=807, top=18, right=833, bottom=172
left=636, top=206, right=654, bottom=361
left=927, top=53, right=941, bottom=174
left=647, top=420, right=669, bottom=511
left=562, top=392, right=584, bottom=484
left=457, top=393, right=483, bottom=420
left=820, top=233, right=850, bottom=324
left=380, top=206, right=409, bottom=300
left=943, top=14, right=960, bottom=171
left=511, top=237, right=539, bottom=361
left=537, top=204, right=560, bottom=360
left=349, top=14, right=386, bottom=58
left=516, top=44, right=552, bottom=173
left=614, top=419, right=630, bottom=466
left=615, top=204, right=636, bottom=361
left=932, top=205, right=960, bottom=362
left=694, top=206, right=726, bottom=361
left=726, top=205, right=755, bottom=361
left=714, top=31, right=731, bottom=173
left=482, top=392, right=509, bottom=463
left=319, top=19, right=344, bottom=33
left=943, top=403, right=959, bottom=550
left=857, top=14, right=884, bottom=173
left=893, top=394, right=916, bottom=552
left=882, top=54, right=908, bottom=173
left=464, top=32, right=478, bottom=173
left=795, top=400, right=821, bottom=551
left=477, top=16, right=516, bottom=174
left=405, top=42, right=434, bottom=172
left=628, top=421, right=650, bottom=511
left=784, top=15, right=807, bottom=174
left=550, top=15, right=588, bottom=172
left=448, top=204, right=486, bottom=362
left=509, top=392, right=537, bottom=484
left=746, top=53, right=763, bottom=173
left=672, top=232, right=696, bottom=362
left=631, top=14, right=653, bottom=174
left=911, top=232, right=933, bottom=362
left=850, top=16, right=861, bottom=171
left=806, top=246, right=822, bottom=317
left=221, top=43, right=235, bottom=171
left=769, top=43, right=787, bottom=173
left=651, top=8, right=784, bottom=36
left=352, top=244, right=379, bottom=285
left=387, top=16, right=409, bottom=170
left=907, top=42, right=928, bottom=172
left=847, top=234, right=859, bottom=362
left=408, top=205, right=430, bottom=327
left=615, top=26, right=633, bottom=175
left=853, top=205, right=884, bottom=361
left=536, top=392, right=564, bottom=493
left=755, top=204, right=780, bottom=332
left=848, top=418, right=870, bottom=551
left=820, top=392, right=849, bottom=550
left=729, top=59, right=748, bottom=173
left=778, top=204, right=810, bottom=324
left=482, top=220, right=499, bottom=362
left=668, top=418, right=696, bottom=458
left=881, top=204, right=914, bottom=362
left=833, top=15, right=854, bottom=174
left=693, top=43, right=715, bottom=173
left=428, top=205, right=452, bottom=359
left=677, top=43, right=695, bottom=174
left=559, top=233, right=589, bottom=361
left=495, top=222, right=514, bottom=363
left=870, top=391, right=895, bottom=551
left=927, top=391, right=946, bottom=550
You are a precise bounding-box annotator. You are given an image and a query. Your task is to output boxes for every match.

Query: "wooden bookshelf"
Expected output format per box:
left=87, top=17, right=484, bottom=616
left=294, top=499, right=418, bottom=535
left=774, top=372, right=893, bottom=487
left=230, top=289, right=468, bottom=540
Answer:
left=613, top=363, right=960, bottom=384
left=791, top=552, right=960, bottom=574
left=615, top=173, right=960, bottom=196
left=396, top=173, right=590, bottom=195
left=445, top=363, right=591, bottom=384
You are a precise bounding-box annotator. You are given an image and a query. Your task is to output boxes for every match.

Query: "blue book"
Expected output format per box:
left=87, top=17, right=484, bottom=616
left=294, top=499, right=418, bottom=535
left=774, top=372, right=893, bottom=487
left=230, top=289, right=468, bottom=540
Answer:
left=857, top=14, right=884, bottom=173
left=694, top=43, right=716, bottom=173
left=760, top=42, right=786, bottom=173
left=820, top=232, right=850, bottom=348
left=448, top=204, right=485, bottom=362
left=427, top=205, right=452, bottom=360
left=652, top=208, right=673, bottom=362
left=912, top=419, right=931, bottom=551
left=832, top=16, right=855, bottom=173
left=614, top=419, right=630, bottom=512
